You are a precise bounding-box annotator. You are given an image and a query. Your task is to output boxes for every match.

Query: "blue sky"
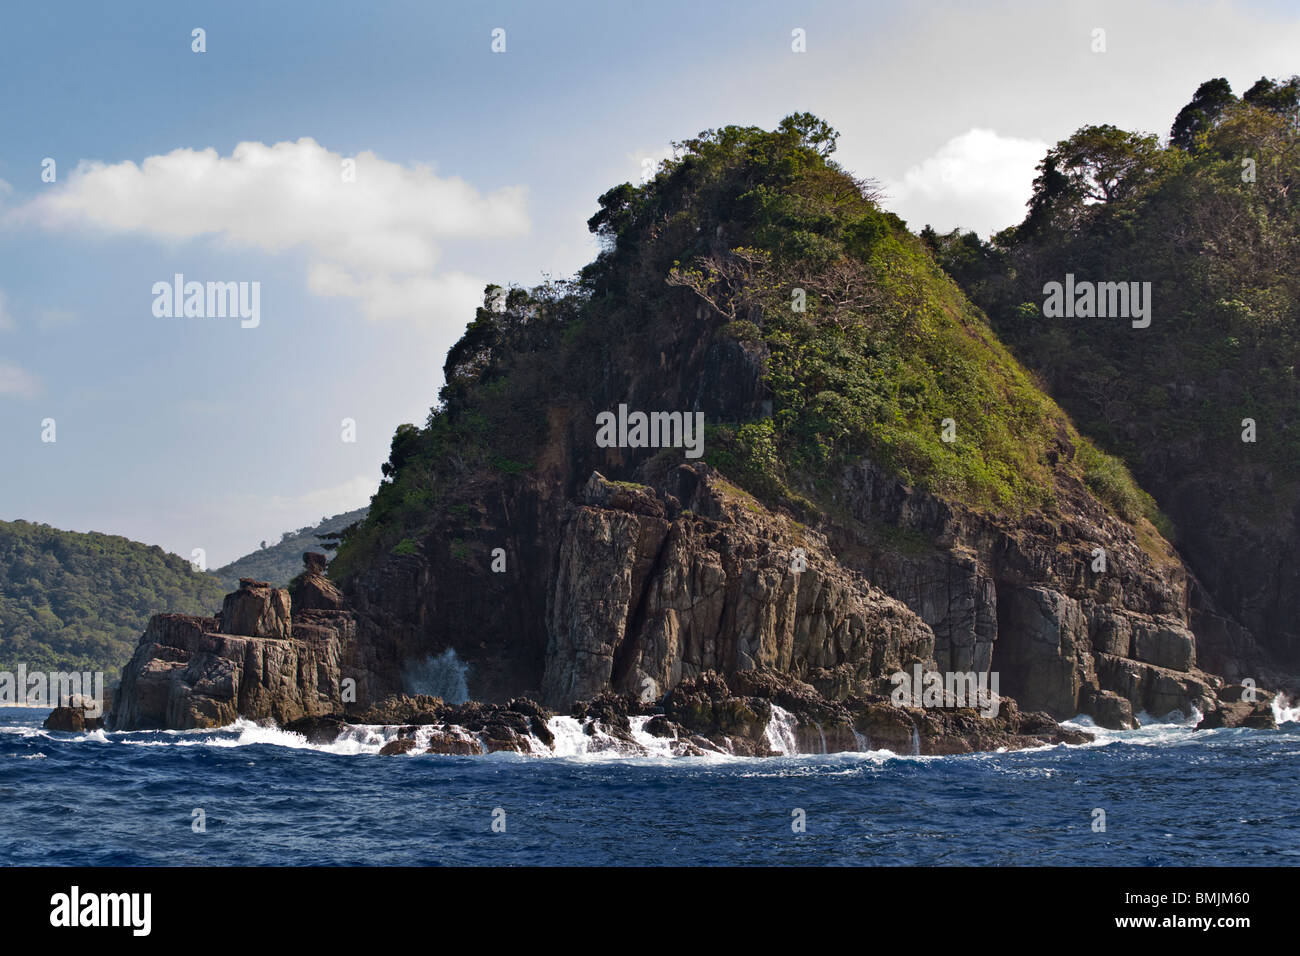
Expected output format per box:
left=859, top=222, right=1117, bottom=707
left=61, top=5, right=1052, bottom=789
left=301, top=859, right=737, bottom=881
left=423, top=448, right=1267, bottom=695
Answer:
left=2, top=0, right=1298, bottom=565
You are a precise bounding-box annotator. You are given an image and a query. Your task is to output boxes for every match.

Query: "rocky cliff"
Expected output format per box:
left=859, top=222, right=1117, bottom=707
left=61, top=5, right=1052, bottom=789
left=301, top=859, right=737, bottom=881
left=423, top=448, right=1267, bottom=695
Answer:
left=110, top=114, right=1290, bottom=750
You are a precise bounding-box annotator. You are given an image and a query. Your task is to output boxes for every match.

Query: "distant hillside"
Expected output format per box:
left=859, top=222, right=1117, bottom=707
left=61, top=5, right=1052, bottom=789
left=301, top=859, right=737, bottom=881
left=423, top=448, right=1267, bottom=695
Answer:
left=210, top=507, right=367, bottom=590
left=0, top=520, right=228, bottom=679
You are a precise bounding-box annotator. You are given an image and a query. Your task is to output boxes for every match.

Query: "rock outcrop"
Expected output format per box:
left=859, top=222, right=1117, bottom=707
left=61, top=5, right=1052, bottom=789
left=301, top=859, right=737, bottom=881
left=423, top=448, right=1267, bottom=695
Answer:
left=43, top=702, right=104, bottom=733
left=542, top=469, right=935, bottom=709
left=112, top=459, right=1258, bottom=743
left=279, top=670, right=1092, bottom=757
left=292, top=552, right=345, bottom=611
left=110, top=569, right=354, bottom=730
left=1195, top=684, right=1278, bottom=730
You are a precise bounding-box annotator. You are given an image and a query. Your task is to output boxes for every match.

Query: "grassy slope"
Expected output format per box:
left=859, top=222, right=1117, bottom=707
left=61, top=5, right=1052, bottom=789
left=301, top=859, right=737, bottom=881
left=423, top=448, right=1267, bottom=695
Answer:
left=937, top=94, right=1300, bottom=528
left=333, top=116, right=1165, bottom=580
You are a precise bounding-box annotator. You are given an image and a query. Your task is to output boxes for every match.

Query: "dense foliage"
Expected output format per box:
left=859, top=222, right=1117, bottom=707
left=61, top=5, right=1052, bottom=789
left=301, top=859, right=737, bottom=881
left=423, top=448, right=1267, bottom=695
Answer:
left=334, top=113, right=1160, bottom=578
left=929, top=75, right=1300, bottom=524
left=0, top=520, right=228, bottom=678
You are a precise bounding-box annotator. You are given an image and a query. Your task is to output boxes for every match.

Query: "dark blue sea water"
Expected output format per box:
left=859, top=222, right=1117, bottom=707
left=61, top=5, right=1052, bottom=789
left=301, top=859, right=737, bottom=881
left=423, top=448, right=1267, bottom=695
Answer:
left=2, top=706, right=1297, bottom=866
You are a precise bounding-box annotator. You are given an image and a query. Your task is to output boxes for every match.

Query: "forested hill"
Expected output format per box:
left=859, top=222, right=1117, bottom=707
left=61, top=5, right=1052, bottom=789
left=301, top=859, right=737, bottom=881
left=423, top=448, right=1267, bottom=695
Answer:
left=0, top=520, right=227, bottom=679
left=209, top=507, right=367, bottom=589
left=927, top=74, right=1300, bottom=666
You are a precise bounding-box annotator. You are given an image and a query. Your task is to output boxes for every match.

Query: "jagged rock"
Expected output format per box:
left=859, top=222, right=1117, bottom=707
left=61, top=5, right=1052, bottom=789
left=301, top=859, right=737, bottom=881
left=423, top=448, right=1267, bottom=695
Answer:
left=425, top=730, right=483, bottom=755
left=219, top=579, right=292, bottom=639
left=110, top=605, right=349, bottom=730
left=580, top=472, right=668, bottom=518
left=42, top=690, right=108, bottom=732
left=284, top=714, right=350, bottom=744
left=379, top=737, right=419, bottom=755
left=1093, top=653, right=1215, bottom=720
left=663, top=672, right=773, bottom=756
left=43, top=706, right=102, bottom=732
left=351, top=694, right=445, bottom=725
left=543, top=468, right=936, bottom=709
left=1131, top=620, right=1196, bottom=671
left=568, top=692, right=643, bottom=746
left=643, top=714, right=676, bottom=738
left=1084, top=688, right=1139, bottom=730
left=852, top=699, right=917, bottom=753
left=1196, top=686, right=1277, bottom=729
left=445, top=700, right=550, bottom=753
left=291, top=552, right=344, bottom=611
left=655, top=668, right=1091, bottom=756
left=993, top=586, right=1094, bottom=717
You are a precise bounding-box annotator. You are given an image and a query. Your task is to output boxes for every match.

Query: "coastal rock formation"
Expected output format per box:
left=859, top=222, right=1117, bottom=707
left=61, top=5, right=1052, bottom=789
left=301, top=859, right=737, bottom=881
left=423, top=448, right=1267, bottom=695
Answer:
left=110, top=572, right=354, bottom=730
left=220, top=578, right=292, bottom=639
left=108, top=116, right=1293, bottom=749
left=279, top=670, right=1092, bottom=757
left=43, top=703, right=104, bottom=733
left=542, top=469, right=935, bottom=709
left=292, top=552, right=345, bottom=611
left=1195, top=684, right=1277, bottom=730
left=112, top=454, right=1249, bottom=743
left=341, top=457, right=1222, bottom=730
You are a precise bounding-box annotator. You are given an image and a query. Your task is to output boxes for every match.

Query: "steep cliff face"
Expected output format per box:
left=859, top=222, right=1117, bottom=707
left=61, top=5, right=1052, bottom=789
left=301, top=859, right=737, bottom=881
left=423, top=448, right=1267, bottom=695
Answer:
left=827, top=457, right=1224, bottom=725
left=542, top=469, right=935, bottom=709
left=333, top=441, right=1226, bottom=729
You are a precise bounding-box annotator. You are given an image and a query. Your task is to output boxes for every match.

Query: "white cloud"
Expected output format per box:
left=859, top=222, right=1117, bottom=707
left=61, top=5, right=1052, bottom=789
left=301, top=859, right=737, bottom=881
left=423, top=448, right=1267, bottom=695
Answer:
left=7, top=138, right=530, bottom=322
left=883, top=128, right=1048, bottom=237
left=306, top=263, right=485, bottom=324
left=0, top=360, right=41, bottom=398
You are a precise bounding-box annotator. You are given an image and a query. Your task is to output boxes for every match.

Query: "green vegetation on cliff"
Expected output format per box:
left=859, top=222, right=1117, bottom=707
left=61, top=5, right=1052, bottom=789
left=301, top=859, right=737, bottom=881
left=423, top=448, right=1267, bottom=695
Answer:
left=0, top=520, right=228, bottom=678
left=928, top=75, right=1300, bottom=499
left=334, top=113, right=1160, bottom=579
left=927, top=75, right=1300, bottom=660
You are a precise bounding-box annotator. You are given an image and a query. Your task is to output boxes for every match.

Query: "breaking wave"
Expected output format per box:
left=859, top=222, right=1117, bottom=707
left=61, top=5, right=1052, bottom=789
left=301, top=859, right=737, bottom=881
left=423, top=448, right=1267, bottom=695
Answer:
left=401, top=648, right=470, bottom=704
left=7, top=698, right=1294, bottom=763
left=1273, top=693, right=1300, bottom=724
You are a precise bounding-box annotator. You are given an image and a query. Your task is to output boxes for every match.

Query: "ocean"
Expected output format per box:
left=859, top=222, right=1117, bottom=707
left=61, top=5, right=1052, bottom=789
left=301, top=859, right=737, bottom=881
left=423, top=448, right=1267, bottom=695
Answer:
left=3, top=704, right=1298, bottom=866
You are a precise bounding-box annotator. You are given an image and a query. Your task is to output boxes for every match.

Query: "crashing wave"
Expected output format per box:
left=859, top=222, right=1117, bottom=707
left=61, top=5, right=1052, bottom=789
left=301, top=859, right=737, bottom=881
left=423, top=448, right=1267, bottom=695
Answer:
left=1273, top=694, right=1300, bottom=724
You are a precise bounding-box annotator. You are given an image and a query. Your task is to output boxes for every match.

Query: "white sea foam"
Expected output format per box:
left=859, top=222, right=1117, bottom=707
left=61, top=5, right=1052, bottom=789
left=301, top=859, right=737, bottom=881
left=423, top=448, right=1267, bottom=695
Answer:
left=543, top=715, right=705, bottom=761
left=1273, top=694, right=1300, bottom=724
left=7, top=690, right=1291, bottom=762
left=764, top=705, right=799, bottom=756
left=1061, top=707, right=1205, bottom=748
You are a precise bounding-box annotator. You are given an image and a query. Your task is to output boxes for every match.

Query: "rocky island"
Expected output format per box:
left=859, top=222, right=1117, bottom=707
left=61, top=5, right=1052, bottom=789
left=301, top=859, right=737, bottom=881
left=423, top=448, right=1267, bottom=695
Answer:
left=103, top=112, right=1293, bottom=755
